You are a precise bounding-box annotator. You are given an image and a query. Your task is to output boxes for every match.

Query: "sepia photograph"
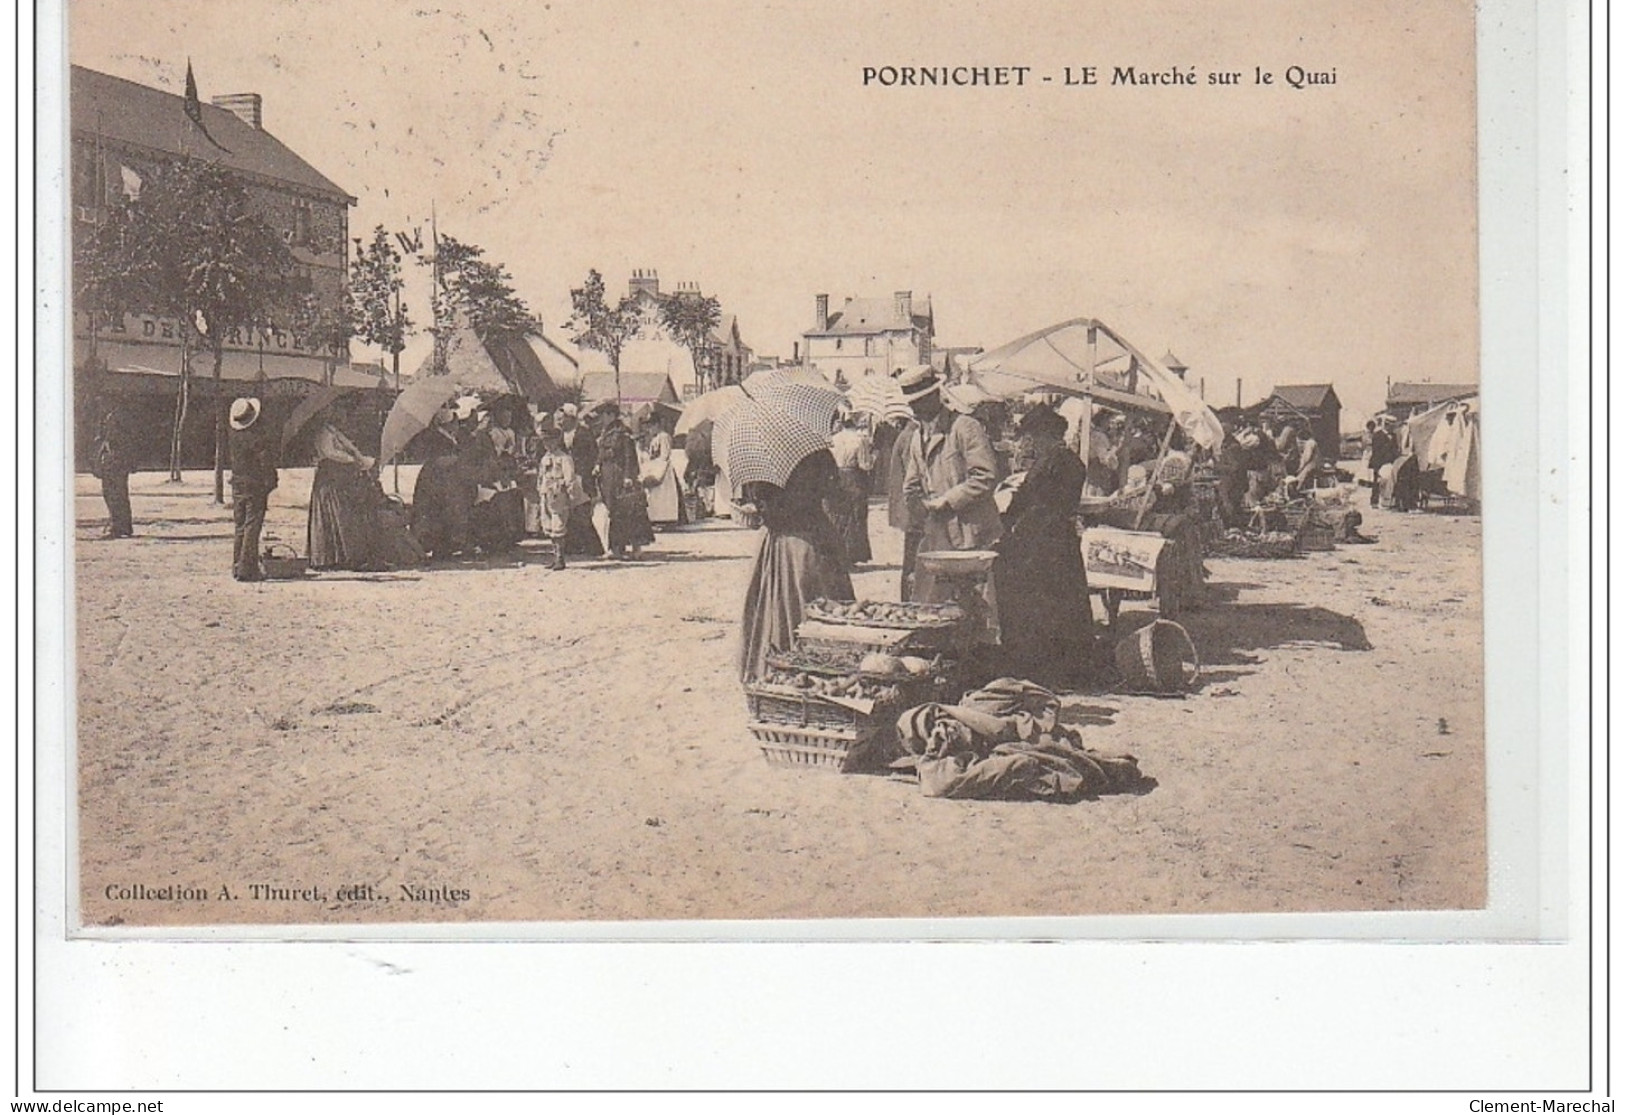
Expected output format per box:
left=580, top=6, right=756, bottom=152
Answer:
left=61, top=0, right=1491, bottom=931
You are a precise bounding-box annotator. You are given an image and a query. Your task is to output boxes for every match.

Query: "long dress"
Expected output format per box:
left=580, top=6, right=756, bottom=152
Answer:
left=738, top=451, right=856, bottom=682
left=559, top=426, right=604, bottom=557
left=992, top=441, right=1096, bottom=689
left=411, top=424, right=475, bottom=559
left=307, top=424, right=381, bottom=571
left=598, top=422, right=655, bottom=552
left=642, top=429, right=685, bottom=526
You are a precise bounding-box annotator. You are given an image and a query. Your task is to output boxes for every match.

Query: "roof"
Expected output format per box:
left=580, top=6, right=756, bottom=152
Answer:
left=1268, top=384, right=1340, bottom=410
left=71, top=65, right=353, bottom=202
left=811, top=296, right=933, bottom=336
left=409, top=328, right=571, bottom=399
left=1385, top=381, right=1478, bottom=408
left=579, top=371, right=679, bottom=405
left=711, top=313, right=739, bottom=346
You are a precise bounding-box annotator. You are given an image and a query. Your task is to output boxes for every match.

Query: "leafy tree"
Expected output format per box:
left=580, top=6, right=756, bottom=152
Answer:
left=84, top=160, right=305, bottom=493
left=421, top=233, right=540, bottom=373
left=658, top=289, right=722, bottom=391
left=349, top=225, right=413, bottom=382
left=566, top=269, right=641, bottom=403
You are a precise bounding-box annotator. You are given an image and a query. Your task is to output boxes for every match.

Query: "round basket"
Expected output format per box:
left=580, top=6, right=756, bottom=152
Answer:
left=1114, top=619, right=1200, bottom=695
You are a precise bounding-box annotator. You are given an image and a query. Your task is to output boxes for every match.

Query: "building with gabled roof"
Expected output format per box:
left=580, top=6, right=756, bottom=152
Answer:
left=71, top=64, right=355, bottom=467
left=801, top=291, right=934, bottom=386
left=1384, top=381, right=1478, bottom=418
left=1262, top=383, right=1342, bottom=454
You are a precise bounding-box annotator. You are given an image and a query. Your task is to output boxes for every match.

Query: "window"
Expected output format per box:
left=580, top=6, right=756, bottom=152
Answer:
left=292, top=200, right=314, bottom=247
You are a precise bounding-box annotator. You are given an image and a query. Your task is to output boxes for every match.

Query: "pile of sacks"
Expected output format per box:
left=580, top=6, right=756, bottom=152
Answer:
left=890, top=678, right=1146, bottom=802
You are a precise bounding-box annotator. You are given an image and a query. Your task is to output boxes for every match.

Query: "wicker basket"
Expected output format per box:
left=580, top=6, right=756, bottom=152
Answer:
left=745, top=684, right=876, bottom=732
left=749, top=721, right=873, bottom=772
left=1297, top=521, right=1338, bottom=552
left=261, top=542, right=310, bottom=579
left=794, top=620, right=919, bottom=657
left=1208, top=532, right=1299, bottom=560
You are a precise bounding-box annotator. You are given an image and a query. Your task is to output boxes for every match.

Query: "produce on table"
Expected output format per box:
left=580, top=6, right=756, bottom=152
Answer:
left=805, top=599, right=965, bottom=628
left=758, top=668, right=901, bottom=704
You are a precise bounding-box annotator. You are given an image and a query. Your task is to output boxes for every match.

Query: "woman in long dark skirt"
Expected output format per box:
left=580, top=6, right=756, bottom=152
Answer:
left=595, top=406, right=655, bottom=559
left=991, top=406, right=1096, bottom=690
left=738, top=449, right=856, bottom=683
left=308, top=416, right=384, bottom=571
left=411, top=413, right=476, bottom=559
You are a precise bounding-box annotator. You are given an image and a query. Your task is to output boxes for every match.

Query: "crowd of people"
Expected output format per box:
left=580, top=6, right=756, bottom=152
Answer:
left=95, top=368, right=1417, bottom=697
left=204, top=391, right=691, bottom=582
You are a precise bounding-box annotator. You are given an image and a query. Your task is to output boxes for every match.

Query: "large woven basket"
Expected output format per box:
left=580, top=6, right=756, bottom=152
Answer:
left=1114, top=619, right=1200, bottom=695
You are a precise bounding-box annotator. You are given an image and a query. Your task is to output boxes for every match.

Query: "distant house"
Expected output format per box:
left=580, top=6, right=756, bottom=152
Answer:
left=802, top=291, right=934, bottom=385
left=1384, top=381, right=1478, bottom=419
left=578, top=371, right=680, bottom=410
left=1262, top=384, right=1342, bottom=455
left=617, top=270, right=751, bottom=392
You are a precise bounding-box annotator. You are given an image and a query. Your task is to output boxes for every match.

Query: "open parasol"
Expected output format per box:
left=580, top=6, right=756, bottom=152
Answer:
left=280, top=383, right=347, bottom=450
left=712, top=397, right=834, bottom=491
left=379, top=376, right=463, bottom=465
left=707, top=375, right=847, bottom=490
left=845, top=374, right=912, bottom=422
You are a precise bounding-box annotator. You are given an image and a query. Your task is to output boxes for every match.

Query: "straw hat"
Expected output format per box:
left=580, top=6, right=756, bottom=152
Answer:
left=895, top=364, right=941, bottom=403
left=228, top=398, right=261, bottom=431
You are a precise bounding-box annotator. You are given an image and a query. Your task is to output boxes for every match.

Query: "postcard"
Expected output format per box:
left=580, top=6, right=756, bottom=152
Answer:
left=57, top=0, right=1512, bottom=938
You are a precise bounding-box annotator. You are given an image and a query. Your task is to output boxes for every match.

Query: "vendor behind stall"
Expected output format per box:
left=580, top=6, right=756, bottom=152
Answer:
left=992, top=406, right=1097, bottom=690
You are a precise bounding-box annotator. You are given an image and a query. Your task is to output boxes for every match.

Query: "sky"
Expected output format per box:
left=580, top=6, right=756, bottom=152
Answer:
left=66, top=0, right=1481, bottom=422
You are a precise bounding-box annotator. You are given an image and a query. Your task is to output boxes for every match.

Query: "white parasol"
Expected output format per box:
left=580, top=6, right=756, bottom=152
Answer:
left=379, top=376, right=463, bottom=465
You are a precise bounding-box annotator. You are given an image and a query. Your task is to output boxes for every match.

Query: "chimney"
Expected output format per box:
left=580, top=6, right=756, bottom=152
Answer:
left=629, top=269, right=660, bottom=298
left=212, top=93, right=263, bottom=130
left=814, top=294, right=829, bottom=332
left=894, top=290, right=913, bottom=322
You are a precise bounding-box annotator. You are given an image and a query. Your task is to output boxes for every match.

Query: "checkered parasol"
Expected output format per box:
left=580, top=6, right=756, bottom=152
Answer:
left=712, top=382, right=845, bottom=490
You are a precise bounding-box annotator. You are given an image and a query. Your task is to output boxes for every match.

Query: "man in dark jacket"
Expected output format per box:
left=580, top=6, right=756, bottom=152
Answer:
left=228, top=397, right=279, bottom=581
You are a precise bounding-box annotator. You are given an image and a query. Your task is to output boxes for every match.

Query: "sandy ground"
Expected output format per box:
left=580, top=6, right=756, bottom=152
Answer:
left=70, top=468, right=1485, bottom=927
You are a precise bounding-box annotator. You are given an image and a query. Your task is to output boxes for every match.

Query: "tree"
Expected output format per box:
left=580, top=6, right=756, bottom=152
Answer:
left=350, top=225, right=413, bottom=381
left=85, top=160, right=306, bottom=493
left=420, top=233, right=540, bottom=373
left=566, top=269, right=641, bottom=403
left=658, top=289, right=722, bottom=392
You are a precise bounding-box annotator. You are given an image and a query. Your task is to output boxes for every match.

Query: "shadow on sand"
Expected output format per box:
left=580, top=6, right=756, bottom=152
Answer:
left=1105, top=598, right=1371, bottom=688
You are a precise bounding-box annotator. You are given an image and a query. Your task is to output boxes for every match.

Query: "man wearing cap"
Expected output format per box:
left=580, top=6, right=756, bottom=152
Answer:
left=899, top=364, right=1003, bottom=562
left=228, top=397, right=278, bottom=582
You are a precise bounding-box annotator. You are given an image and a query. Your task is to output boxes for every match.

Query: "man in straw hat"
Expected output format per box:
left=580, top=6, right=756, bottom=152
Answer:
left=898, top=364, right=1002, bottom=596
left=228, top=397, right=278, bottom=582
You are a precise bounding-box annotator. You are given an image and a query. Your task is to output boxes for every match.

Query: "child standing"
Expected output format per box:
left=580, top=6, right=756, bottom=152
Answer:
left=536, top=417, right=581, bottom=570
